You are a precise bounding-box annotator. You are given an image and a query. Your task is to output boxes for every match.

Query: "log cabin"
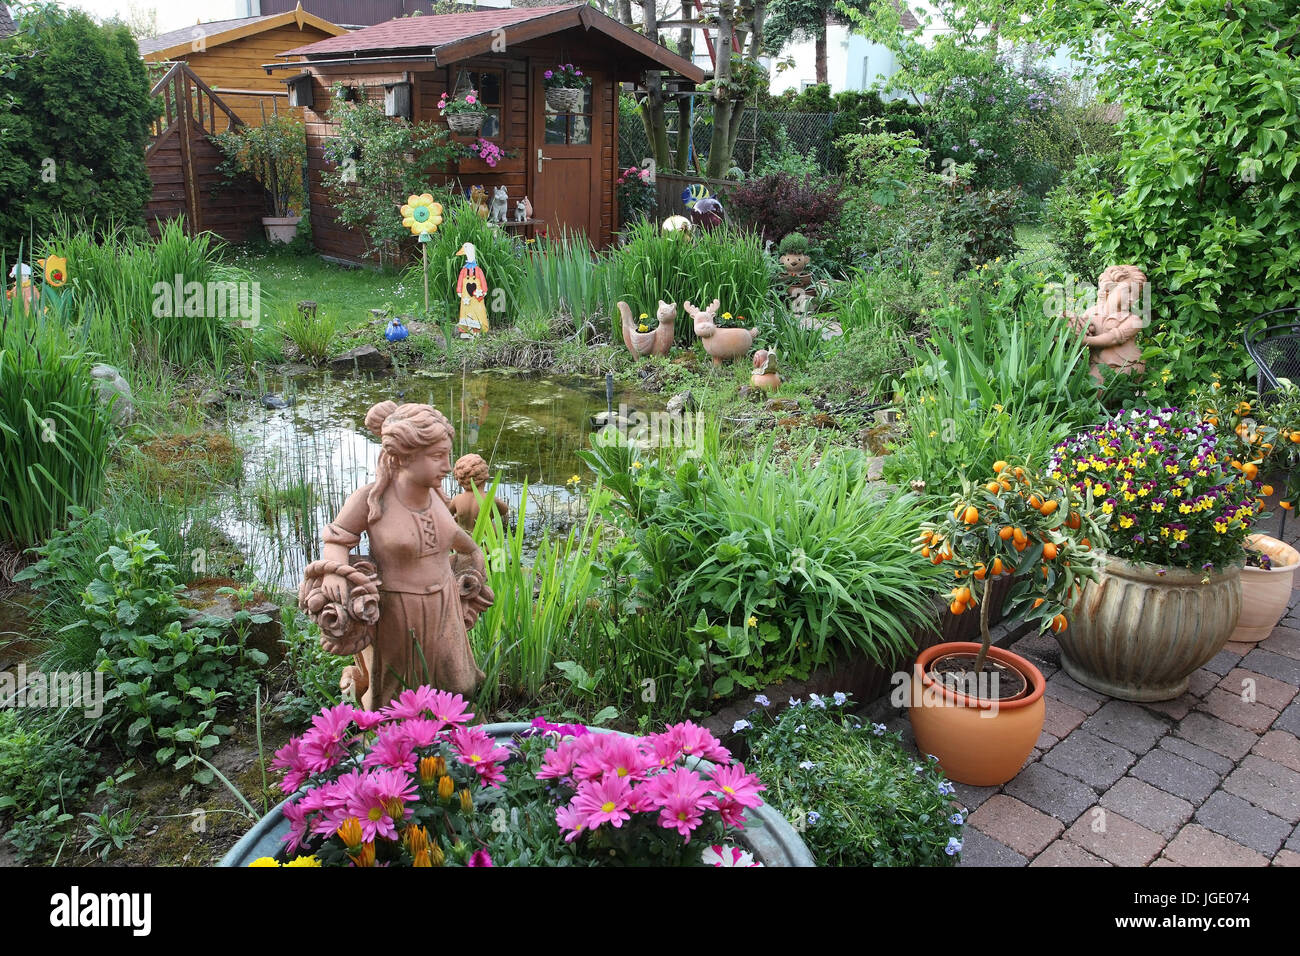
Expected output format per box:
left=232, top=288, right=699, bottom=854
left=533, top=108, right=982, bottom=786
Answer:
left=265, top=3, right=705, bottom=264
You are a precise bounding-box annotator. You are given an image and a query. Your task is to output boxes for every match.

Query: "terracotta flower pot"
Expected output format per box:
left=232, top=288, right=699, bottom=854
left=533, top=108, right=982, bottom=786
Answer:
left=1057, top=552, right=1242, bottom=701
left=263, top=216, right=301, bottom=244
left=908, top=642, right=1046, bottom=787
left=1232, top=533, right=1299, bottom=643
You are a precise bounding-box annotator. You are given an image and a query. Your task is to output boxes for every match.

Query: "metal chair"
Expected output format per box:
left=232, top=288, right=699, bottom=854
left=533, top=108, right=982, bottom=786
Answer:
left=1244, top=307, right=1300, bottom=396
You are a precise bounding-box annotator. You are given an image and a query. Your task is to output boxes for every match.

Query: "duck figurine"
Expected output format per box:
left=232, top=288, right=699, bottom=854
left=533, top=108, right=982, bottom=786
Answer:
left=384, top=317, right=410, bottom=342
left=455, top=242, right=490, bottom=338
left=751, top=349, right=781, bottom=393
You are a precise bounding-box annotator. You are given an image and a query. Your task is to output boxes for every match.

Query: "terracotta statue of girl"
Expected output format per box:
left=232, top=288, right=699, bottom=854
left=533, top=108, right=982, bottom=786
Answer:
left=447, top=453, right=509, bottom=536
left=301, top=401, right=494, bottom=710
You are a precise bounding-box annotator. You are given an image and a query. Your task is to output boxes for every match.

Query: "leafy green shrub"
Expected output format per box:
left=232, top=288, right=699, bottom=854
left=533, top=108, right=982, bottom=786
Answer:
left=939, top=185, right=1022, bottom=270
left=213, top=112, right=306, bottom=219
left=276, top=301, right=341, bottom=364
left=0, top=288, right=111, bottom=549
left=0, top=710, right=95, bottom=862
left=743, top=694, right=965, bottom=866
left=514, top=230, right=617, bottom=334
left=1045, top=152, right=1121, bottom=278
left=0, top=5, right=154, bottom=248
left=613, top=221, right=773, bottom=343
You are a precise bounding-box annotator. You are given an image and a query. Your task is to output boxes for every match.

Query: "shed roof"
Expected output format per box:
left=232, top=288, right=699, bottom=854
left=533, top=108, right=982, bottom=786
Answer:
left=0, top=3, right=16, bottom=39
left=139, top=4, right=347, bottom=60
left=276, top=4, right=705, bottom=82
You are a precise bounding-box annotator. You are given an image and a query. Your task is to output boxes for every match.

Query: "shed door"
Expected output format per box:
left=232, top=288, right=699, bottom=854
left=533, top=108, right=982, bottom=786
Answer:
left=530, top=65, right=602, bottom=243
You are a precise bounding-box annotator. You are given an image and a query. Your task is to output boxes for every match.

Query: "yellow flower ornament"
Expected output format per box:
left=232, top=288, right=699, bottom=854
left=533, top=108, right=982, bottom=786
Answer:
left=400, top=193, right=444, bottom=237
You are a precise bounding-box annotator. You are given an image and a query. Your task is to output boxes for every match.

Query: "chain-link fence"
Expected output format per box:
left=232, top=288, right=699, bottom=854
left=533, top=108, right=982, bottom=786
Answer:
left=619, top=109, right=843, bottom=177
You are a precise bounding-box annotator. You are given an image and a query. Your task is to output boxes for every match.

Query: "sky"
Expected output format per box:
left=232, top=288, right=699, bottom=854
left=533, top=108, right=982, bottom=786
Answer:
left=56, top=0, right=250, bottom=34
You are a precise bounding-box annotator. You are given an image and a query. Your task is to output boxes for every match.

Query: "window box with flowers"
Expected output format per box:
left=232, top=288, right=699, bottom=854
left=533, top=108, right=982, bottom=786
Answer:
left=543, top=63, right=590, bottom=113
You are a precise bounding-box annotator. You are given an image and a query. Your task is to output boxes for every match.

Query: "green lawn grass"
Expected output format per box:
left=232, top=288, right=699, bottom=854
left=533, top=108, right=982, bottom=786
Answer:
left=229, top=247, right=421, bottom=326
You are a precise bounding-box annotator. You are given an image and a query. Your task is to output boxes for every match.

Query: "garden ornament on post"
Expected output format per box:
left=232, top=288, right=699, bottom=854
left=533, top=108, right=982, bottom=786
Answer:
left=455, top=242, right=490, bottom=338
left=1064, top=265, right=1148, bottom=384
left=447, top=453, right=509, bottom=536
left=298, top=401, right=494, bottom=709
left=685, top=299, right=757, bottom=367
left=400, top=193, right=444, bottom=316
left=689, top=195, right=724, bottom=231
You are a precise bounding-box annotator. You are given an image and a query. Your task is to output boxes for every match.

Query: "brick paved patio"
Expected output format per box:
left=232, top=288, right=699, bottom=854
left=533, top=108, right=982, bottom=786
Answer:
left=884, top=557, right=1300, bottom=867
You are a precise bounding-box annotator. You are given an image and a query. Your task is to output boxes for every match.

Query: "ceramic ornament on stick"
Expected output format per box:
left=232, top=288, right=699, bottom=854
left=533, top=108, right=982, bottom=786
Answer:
left=455, top=242, right=490, bottom=338
left=400, top=193, right=444, bottom=316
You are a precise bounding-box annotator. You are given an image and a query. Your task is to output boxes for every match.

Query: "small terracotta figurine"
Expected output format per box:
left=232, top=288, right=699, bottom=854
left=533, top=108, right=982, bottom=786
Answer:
left=751, top=349, right=781, bottom=393
left=447, top=453, right=509, bottom=535
left=469, top=186, right=490, bottom=220
left=455, top=242, right=490, bottom=337
left=685, top=299, right=757, bottom=367
left=618, top=299, right=676, bottom=358
left=298, top=401, right=495, bottom=709
left=1065, top=265, right=1148, bottom=384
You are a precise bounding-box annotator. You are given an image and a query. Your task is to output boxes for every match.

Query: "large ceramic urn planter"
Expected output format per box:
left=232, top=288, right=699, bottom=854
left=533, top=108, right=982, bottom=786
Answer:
left=1231, top=534, right=1299, bottom=643
left=263, top=216, right=301, bottom=244
left=219, top=722, right=815, bottom=867
left=908, top=642, right=1046, bottom=787
left=1058, top=553, right=1242, bottom=701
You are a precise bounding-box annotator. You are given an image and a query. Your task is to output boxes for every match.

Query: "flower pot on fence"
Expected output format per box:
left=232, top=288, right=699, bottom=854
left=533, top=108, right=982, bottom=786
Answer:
left=546, top=87, right=585, bottom=113
left=908, top=642, right=1045, bottom=787
left=1231, top=533, right=1299, bottom=643
left=219, top=722, right=816, bottom=867
left=263, top=216, right=301, bottom=245
left=1057, top=552, right=1242, bottom=701
left=446, top=112, right=485, bottom=135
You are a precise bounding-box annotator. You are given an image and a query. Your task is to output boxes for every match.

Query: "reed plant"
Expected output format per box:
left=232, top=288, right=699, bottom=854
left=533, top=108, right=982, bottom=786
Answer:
left=274, top=302, right=341, bottom=365
left=514, top=230, right=618, bottom=335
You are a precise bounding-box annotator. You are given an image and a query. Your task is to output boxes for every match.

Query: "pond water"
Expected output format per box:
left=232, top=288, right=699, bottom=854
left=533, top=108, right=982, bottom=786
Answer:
left=221, top=368, right=663, bottom=590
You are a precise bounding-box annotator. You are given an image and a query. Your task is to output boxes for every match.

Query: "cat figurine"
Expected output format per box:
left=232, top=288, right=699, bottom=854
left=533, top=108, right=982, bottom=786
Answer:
left=469, top=185, right=489, bottom=220
left=514, top=199, right=528, bottom=223
left=489, top=185, right=509, bottom=224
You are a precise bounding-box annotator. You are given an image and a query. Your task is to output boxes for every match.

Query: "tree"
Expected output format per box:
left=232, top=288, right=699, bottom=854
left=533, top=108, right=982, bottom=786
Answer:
left=764, top=0, right=872, bottom=85
left=0, top=3, right=155, bottom=248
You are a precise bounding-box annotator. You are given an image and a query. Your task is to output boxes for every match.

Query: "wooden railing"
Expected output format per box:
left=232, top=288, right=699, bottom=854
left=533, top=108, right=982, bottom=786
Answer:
left=149, top=61, right=244, bottom=141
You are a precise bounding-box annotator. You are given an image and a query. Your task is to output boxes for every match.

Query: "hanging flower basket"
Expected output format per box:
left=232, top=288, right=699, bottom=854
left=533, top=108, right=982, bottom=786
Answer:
left=546, top=87, right=585, bottom=113
left=446, top=112, right=485, bottom=135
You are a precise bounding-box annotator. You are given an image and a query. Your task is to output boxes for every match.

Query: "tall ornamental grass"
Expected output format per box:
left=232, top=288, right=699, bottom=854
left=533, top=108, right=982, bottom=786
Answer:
left=514, top=230, right=618, bottom=336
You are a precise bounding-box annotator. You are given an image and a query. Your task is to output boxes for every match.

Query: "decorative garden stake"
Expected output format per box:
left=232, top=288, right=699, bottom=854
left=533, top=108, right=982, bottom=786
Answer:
left=1064, top=265, right=1148, bottom=384
left=447, top=453, right=509, bottom=536
left=400, top=193, right=444, bottom=316
left=298, top=401, right=495, bottom=709
left=455, top=242, right=490, bottom=338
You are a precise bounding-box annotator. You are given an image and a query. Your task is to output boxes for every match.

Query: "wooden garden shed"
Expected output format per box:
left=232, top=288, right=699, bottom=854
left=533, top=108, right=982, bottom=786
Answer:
left=266, top=3, right=705, bottom=262
left=140, top=2, right=348, bottom=127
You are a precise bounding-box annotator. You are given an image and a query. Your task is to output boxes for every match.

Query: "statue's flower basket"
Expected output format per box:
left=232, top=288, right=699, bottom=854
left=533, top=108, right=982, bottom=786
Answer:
left=298, top=560, right=383, bottom=656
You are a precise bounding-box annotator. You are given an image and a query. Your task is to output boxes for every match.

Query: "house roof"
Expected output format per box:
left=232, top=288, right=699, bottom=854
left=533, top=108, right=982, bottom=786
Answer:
left=139, top=3, right=347, bottom=60
left=0, top=3, right=16, bottom=39
left=276, top=4, right=706, bottom=82
left=828, top=1, right=920, bottom=31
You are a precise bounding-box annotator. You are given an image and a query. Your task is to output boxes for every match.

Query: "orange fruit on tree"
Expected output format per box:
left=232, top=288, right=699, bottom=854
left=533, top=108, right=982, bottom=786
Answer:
left=1028, top=494, right=1043, bottom=510
left=1242, top=463, right=1259, bottom=480
left=954, top=586, right=972, bottom=604
left=1033, top=597, right=1045, bottom=609
left=950, top=600, right=966, bottom=616
left=985, top=481, right=1001, bottom=493
left=993, top=460, right=1008, bottom=474
left=921, top=546, right=931, bottom=558
left=999, top=478, right=1013, bottom=491
left=1080, top=537, right=1091, bottom=549
left=1292, top=432, right=1300, bottom=444
left=1283, top=501, right=1294, bottom=511
left=991, top=557, right=1005, bottom=576
left=1040, top=499, right=1059, bottom=516
left=999, top=526, right=1014, bottom=541
left=963, top=505, right=980, bottom=524
left=1012, top=527, right=1027, bottom=546
left=1262, top=484, right=1275, bottom=496
left=1051, top=614, right=1068, bottom=633
left=1065, top=511, right=1081, bottom=530
left=1014, top=466, right=1025, bottom=480
left=973, top=563, right=987, bottom=580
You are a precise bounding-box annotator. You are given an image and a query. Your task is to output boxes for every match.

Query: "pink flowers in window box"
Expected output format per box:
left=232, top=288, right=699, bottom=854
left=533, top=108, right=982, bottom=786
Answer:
left=469, top=137, right=507, bottom=167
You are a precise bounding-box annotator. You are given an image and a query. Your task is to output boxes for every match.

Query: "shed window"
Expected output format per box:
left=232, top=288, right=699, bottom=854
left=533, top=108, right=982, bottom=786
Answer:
left=452, top=69, right=503, bottom=138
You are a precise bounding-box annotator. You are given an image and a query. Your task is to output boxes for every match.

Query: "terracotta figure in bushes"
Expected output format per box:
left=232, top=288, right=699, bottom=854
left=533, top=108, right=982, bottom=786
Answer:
left=1065, top=265, right=1148, bottom=384
left=751, top=349, right=781, bottom=393
left=685, top=298, right=757, bottom=367
left=618, top=299, right=676, bottom=358
left=448, top=452, right=509, bottom=536
left=298, top=401, right=494, bottom=710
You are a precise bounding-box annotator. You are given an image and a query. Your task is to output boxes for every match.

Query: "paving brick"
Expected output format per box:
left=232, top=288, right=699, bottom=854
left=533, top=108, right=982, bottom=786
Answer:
left=1063, top=809, right=1166, bottom=866
left=1043, top=731, right=1136, bottom=790
left=1252, top=730, right=1300, bottom=774
left=1222, top=755, right=1300, bottom=823
left=1225, top=641, right=1258, bottom=656
left=1003, top=762, right=1097, bottom=824
left=1274, top=849, right=1300, bottom=867
left=1186, top=669, right=1222, bottom=698
left=1194, top=790, right=1292, bottom=856
left=1275, top=700, right=1300, bottom=738
left=968, top=795, right=1064, bottom=858
left=1100, top=777, right=1194, bottom=839
left=1037, top=730, right=1059, bottom=751
left=1030, top=840, right=1111, bottom=867
left=1262, top=626, right=1300, bottom=661
left=1289, top=823, right=1300, bottom=853
left=1240, top=647, right=1300, bottom=684
left=1130, top=749, right=1222, bottom=804
left=1083, top=700, right=1170, bottom=754
left=956, top=828, right=1027, bottom=868
left=1010, top=632, right=1061, bottom=673
left=1162, top=824, right=1269, bottom=867
left=1199, top=687, right=1281, bottom=733
left=1042, top=697, right=1088, bottom=739
left=1044, top=673, right=1105, bottom=714
left=1175, top=712, right=1258, bottom=761
left=952, top=781, right=998, bottom=814
left=1150, top=857, right=1184, bottom=867
left=1158, top=736, right=1236, bottom=776
left=1202, top=648, right=1242, bottom=676
left=1218, top=668, right=1297, bottom=711
left=1142, top=695, right=1195, bottom=721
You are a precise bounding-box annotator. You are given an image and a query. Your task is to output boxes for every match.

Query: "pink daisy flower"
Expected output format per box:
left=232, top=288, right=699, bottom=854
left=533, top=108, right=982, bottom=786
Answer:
left=555, top=803, right=588, bottom=843
left=351, top=710, right=388, bottom=731
left=536, top=737, right=581, bottom=781
left=271, top=737, right=312, bottom=794
left=450, top=725, right=511, bottom=770
left=428, top=690, right=472, bottom=728
left=640, top=732, right=682, bottom=770
left=646, top=767, right=712, bottom=841
left=346, top=768, right=416, bottom=843
left=576, top=734, right=650, bottom=783
left=667, top=721, right=731, bottom=762
left=396, top=718, right=445, bottom=750
left=281, top=796, right=314, bottom=854
left=708, top=762, right=766, bottom=809
left=475, top=761, right=507, bottom=788
left=572, top=773, right=634, bottom=830
left=362, top=725, right=417, bottom=772
left=715, top=796, right=749, bottom=829
left=382, top=686, right=441, bottom=721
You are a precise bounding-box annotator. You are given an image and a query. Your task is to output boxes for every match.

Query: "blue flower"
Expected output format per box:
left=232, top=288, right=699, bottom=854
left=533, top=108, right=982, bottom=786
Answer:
left=871, top=722, right=887, bottom=735
left=808, top=694, right=826, bottom=709
left=788, top=697, right=802, bottom=708
left=795, top=724, right=807, bottom=733
left=807, top=811, right=821, bottom=825
left=798, top=760, right=816, bottom=770
left=754, top=694, right=771, bottom=707
left=937, top=781, right=956, bottom=796
left=945, top=837, right=963, bottom=856
left=926, top=754, right=939, bottom=762
left=949, top=812, right=964, bottom=826
left=732, top=719, right=752, bottom=733
left=913, top=764, right=925, bottom=775
left=832, top=692, right=847, bottom=706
